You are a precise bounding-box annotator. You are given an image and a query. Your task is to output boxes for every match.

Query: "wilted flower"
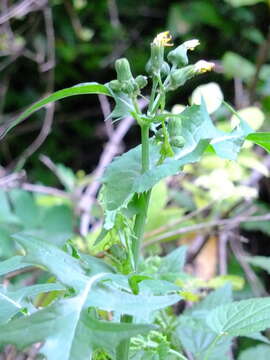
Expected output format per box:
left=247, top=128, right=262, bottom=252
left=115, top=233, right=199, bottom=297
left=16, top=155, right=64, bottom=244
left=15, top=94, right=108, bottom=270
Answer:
left=152, top=31, right=173, bottom=47
left=194, top=60, right=215, bottom=74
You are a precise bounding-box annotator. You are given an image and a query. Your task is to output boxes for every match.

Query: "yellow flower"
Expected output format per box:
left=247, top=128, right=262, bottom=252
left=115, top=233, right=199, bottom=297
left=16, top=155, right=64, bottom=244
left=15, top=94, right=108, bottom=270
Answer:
left=194, top=60, right=215, bottom=73
left=152, top=31, right=173, bottom=47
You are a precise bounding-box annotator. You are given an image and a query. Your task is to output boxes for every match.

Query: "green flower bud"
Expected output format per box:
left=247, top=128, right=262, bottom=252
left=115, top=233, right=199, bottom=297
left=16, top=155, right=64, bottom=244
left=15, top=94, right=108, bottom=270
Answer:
left=167, top=60, right=214, bottom=90
left=167, top=39, right=200, bottom=67
left=168, top=66, right=195, bottom=90
left=170, top=135, right=185, bottom=148
left=167, top=117, right=182, bottom=138
left=121, top=80, right=136, bottom=94
left=161, top=61, right=170, bottom=77
left=109, top=79, right=122, bottom=92
left=135, top=75, right=148, bottom=89
left=146, top=43, right=165, bottom=75
left=115, top=58, right=133, bottom=82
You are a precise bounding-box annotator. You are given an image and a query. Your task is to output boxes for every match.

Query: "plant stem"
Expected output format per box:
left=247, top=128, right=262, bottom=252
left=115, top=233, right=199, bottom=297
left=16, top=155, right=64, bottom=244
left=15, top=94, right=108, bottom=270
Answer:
left=117, top=108, right=151, bottom=360
left=116, top=314, right=133, bottom=359
left=132, top=124, right=151, bottom=268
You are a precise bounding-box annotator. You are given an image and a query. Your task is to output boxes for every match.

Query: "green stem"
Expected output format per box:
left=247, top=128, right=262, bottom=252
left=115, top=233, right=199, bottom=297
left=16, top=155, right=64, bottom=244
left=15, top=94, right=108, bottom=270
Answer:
left=133, top=124, right=151, bottom=268
left=116, top=315, right=133, bottom=359
left=117, top=106, right=151, bottom=360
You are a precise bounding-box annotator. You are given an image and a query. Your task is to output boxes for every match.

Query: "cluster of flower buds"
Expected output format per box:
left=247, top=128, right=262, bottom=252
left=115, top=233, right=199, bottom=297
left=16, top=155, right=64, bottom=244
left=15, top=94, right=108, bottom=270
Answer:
left=166, top=38, right=215, bottom=90
left=145, top=31, right=215, bottom=90
left=167, top=117, right=185, bottom=148
left=109, top=58, right=147, bottom=95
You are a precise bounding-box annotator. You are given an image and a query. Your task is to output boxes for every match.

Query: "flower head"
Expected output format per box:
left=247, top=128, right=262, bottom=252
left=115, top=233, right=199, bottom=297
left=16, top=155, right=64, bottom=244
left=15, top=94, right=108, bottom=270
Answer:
left=194, top=60, right=215, bottom=74
left=152, top=31, right=173, bottom=47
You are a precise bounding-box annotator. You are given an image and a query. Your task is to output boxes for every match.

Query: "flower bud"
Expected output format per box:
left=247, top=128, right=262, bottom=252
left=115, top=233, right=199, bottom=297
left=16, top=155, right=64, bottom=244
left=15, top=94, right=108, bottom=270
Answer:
left=146, top=43, right=165, bottom=75
left=167, top=60, right=214, bottom=91
left=170, top=135, right=185, bottom=148
left=167, top=39, right=200, bottom=67
left=108, top=79, right=122, bottom=92
left=115, top=58, right=133, bottom=82
left=135, top=75, right=148, bottom=89
left=161, top=61, right=170, bottom=77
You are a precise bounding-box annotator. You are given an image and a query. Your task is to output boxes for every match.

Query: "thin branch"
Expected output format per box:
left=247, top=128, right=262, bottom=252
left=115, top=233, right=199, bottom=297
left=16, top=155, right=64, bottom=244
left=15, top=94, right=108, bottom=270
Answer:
left=21, top=183, right=69, bottom=198
left=142, top=213, right=270, bottom=248
left=144, top=202, right=214, bottom=239
left=0, top=0, right=47, bottom=25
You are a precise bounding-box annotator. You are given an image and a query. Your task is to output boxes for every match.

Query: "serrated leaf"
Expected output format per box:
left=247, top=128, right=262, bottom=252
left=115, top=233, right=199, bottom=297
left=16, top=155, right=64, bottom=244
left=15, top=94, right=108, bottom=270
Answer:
left=0, top=293, right=154, bottom=360
left=0, top=82, right=111, bottom=138
left=207, top=298, right=270, bottom=336
left=175, top=316, right=232, bottom=360
left=175, top=285, right=233, bottom=359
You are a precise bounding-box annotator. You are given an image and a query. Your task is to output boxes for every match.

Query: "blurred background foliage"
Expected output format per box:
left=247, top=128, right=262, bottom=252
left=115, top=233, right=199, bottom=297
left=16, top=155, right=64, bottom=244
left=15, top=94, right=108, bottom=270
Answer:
left=1, top=0, right=270, bottom=180
left=1, top=1, right=270, bottom=358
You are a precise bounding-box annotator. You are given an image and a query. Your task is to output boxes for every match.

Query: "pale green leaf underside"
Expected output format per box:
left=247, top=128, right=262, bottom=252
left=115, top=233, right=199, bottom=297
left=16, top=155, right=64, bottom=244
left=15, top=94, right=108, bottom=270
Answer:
left=0, top=82, right=111, bottom=139
left=0, top=295, right=154, bottom=360
left=13, top=234, right=181, bottom=320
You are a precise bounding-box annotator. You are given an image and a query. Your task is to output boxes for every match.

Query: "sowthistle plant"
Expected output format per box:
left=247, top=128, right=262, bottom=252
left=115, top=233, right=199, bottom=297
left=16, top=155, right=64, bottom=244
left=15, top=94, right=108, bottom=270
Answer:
left=1, top=31, right=270, bottom=360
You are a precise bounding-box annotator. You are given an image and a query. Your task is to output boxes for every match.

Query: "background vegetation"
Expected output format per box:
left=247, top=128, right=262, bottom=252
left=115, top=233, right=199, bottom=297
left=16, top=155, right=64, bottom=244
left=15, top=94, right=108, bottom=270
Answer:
left=1, top=0, right=270, bottom=359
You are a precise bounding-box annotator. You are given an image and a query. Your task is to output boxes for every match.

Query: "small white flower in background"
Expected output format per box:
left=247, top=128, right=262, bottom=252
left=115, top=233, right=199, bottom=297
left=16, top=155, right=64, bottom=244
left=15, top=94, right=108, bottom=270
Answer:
left=191, top=82, right=223, bottom=114
left=231, top=106, right=265, bottom=131
left=171, top=104, right=186, bottom=114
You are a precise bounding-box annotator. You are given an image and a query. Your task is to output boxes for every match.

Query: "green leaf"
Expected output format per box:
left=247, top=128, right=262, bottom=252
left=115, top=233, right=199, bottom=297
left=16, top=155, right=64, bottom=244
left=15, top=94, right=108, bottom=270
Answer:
left=238, top=345, right=270, bottom=360
left=175, top=285, right=233, bottom=359
left=0, top=295, right=154, bottom=359
left=0, top=82, right=111, bottom=138
left=102, top=102, right=250, bottom=220
left=109, top=91, right=135, bottom=120
left=207, top=298, right=270, bottom=336
left=13, top=234, right=181, bottom=320
left=9, top=190, right=40, bottom=229
left=0, top=283, right=65, bottom=324
left=246, top=132, right=270, bottom=153
left=158, top=246, right=187, bottom=274
left=0, top=256, right=29, bottom=277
